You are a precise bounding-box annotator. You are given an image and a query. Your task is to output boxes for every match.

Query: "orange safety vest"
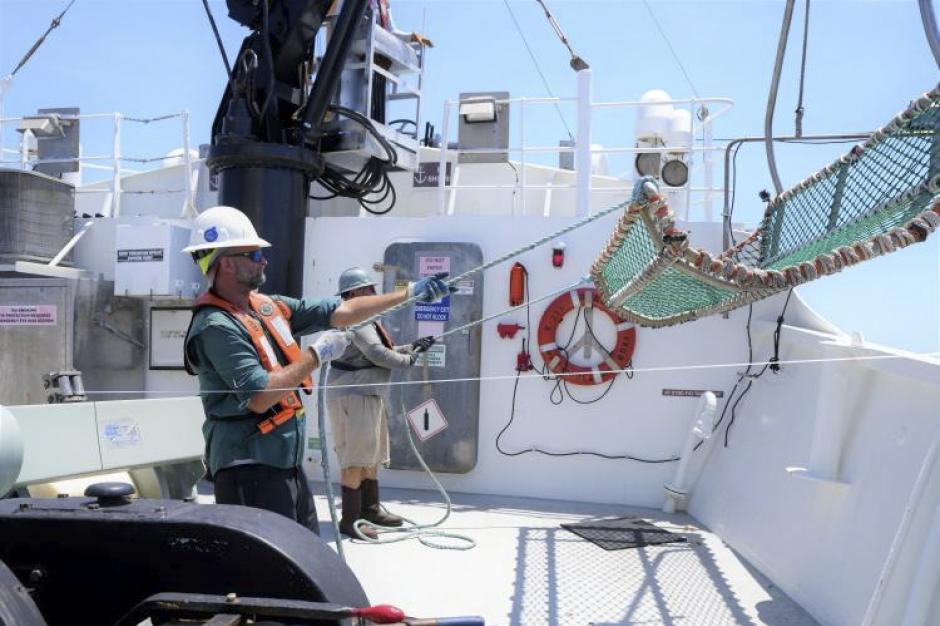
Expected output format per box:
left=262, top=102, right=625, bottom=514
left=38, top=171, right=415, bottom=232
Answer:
left=193, top=291, right=313, bottom=435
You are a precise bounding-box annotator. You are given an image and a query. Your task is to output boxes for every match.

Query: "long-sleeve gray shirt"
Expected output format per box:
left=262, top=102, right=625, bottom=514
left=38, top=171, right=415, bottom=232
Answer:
left=326, top=322, right=414, bottom=398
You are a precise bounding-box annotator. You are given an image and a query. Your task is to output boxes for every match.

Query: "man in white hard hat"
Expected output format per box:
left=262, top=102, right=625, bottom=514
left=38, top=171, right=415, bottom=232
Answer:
left=181, top=206, right=453, bottom=533
left=327, top=267, right=435, bottom=539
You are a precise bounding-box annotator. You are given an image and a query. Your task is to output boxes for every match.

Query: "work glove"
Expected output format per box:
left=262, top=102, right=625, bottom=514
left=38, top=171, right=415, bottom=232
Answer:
left=310, top=330, right=349, bottom=365
left=632, top=175, right=660, bottom=204
left=408, top=337, right=436, bottom=365
left=407, top=272, right=457, bottom=304
left=411, top=336, right=436, bottom=353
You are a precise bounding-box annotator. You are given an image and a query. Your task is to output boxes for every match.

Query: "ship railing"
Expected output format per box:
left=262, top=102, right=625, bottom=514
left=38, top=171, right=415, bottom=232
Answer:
left=0, top=110, right=197, bottom=219
left=434, top=70, right=734, bottom=220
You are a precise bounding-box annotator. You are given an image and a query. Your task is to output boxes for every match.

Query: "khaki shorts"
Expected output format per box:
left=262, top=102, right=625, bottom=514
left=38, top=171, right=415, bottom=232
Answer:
left=326, top=394, right=390, bottom=469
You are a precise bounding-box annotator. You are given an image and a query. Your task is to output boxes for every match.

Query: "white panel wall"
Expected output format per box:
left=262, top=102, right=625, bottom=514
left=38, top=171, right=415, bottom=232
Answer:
left=303, top=214, right=795, bottom=507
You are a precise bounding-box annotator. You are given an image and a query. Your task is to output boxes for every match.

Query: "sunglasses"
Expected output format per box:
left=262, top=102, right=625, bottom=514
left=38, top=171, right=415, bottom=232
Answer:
left=226, top=250, right=265, bottom=263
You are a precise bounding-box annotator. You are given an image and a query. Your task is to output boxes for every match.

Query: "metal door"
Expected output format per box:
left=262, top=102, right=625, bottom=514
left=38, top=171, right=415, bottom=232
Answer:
left=382, top=242, right=483, bottom=473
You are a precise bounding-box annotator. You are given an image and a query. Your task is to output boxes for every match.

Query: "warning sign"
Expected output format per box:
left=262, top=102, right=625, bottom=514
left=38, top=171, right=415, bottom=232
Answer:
left=415, top=297, right=450, bottom=321
left=415, top=255, right=452, bottom=321
left=418, top=256, right=450, bottom=276
left=416, top=344, right=446, bottom=368
left=0, top=305, right=57, bottom=326
left=406, top=398, right=448, bottom=441
left=117, top=248, right=164, bottom=263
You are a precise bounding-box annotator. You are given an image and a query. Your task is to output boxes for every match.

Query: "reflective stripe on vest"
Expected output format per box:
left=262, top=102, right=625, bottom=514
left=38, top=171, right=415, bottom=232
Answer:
left=192, top=291, right=312, bottom=434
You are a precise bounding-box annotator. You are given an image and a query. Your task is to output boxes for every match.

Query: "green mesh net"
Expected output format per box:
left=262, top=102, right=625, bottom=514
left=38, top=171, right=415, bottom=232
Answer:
left=592, top=84, right=940, bottom=327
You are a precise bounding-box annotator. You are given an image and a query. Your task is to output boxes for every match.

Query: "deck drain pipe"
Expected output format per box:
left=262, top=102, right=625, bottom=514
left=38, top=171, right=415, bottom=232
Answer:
left=663, top=392, right=718, bottom=514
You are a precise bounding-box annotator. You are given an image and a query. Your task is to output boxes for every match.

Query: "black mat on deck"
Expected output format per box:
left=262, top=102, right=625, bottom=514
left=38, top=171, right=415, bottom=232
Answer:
left=561, top=517, right=687, bottom=551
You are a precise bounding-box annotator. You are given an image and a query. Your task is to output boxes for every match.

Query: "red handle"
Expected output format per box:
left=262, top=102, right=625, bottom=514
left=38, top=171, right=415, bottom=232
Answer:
left=351, top=604, right=407, bottom=624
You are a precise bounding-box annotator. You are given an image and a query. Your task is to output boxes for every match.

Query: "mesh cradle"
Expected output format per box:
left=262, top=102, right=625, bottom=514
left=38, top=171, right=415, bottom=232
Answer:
left=591, top=83, right=940, bottom=328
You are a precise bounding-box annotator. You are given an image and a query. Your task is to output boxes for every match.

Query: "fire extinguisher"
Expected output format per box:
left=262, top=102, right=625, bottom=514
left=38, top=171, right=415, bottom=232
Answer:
left=509, top=262, right=527, bottom=306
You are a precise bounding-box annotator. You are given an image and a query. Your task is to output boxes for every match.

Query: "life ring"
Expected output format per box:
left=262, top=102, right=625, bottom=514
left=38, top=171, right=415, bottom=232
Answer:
left=537, top=287, right=636, bottom=386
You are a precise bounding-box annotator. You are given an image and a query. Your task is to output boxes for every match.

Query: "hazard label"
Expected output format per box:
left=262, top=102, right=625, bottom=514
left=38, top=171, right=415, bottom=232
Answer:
left=406, top=398, right=448, bottom=441
left=0, top=305, right=57, bottom=326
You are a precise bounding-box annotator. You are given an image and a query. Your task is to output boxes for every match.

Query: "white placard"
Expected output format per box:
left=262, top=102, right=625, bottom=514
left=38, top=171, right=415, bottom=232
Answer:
left=418, top=255, right=450, bottom=277
left=150, top=308, right=192, bottom=369
left=0, top=305, right=57, bottom=326
left=455, top=279, right=474, bottom=295
left=406, top=398, right=448, bottom=441
left=416, top=344, right=445, bottom=368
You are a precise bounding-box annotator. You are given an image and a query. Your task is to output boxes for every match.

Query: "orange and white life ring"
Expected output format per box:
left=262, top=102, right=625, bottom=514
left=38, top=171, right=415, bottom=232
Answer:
left=537, top=288, right=636, bottom=386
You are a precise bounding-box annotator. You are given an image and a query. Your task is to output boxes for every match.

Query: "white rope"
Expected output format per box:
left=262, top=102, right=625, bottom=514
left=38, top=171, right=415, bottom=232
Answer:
left=346, top=399, right=476, bottom=550
left=76, top=351, right=940, bottom=397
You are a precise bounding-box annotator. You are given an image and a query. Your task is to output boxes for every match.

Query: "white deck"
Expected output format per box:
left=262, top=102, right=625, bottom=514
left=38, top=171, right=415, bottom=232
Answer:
left=312, top=484, right=818, bottom=626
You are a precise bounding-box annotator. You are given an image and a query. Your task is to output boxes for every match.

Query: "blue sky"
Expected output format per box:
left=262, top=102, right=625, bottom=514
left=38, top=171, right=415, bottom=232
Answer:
left=1, top=0, right=938, bottom=352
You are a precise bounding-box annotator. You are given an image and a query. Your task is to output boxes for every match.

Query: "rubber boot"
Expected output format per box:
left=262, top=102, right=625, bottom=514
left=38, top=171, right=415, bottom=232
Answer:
left=340, top=486, right=378, bottom=539
left=361, top=478, right=403, bottom=527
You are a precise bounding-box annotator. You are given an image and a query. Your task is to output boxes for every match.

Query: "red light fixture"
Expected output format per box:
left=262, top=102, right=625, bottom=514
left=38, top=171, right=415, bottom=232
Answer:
left=552, top=242, right=566, bottom=268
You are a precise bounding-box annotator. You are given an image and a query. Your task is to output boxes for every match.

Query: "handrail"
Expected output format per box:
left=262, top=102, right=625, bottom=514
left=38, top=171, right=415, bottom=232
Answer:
left=436, top=87, right=734, bottom=218
left=0, top=110, right=196, bottom=217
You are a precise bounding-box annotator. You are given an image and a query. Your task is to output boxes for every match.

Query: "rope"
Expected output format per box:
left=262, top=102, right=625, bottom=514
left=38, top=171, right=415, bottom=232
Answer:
left=317, top=279, right=587, bottom=552
left=429, top=277, right=586, bottom=343
left=349, top=197, right=630, bottom=332
left=317, top=365, right=345, bottom=560
left=344, top=398, right=475, bottom=550
left=74, top=351, right=940, bottom=397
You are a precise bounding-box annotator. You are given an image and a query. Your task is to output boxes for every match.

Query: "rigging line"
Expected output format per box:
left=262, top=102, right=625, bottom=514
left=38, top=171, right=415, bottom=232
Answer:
left=502, top=0, right=574, bottom=140
left=794, top=0, right=811, bottom=138
left=533, top=0, right=589, bottom=70
left=201, top=0, right=233, bottom=79
left=431, top=278, right=585, bottom=343
left=8, top=0, right=77, bottom=77
left=641, top=0, right=699, bottom=99
left=348, top=196, right=631, bottom=331
left=76, top=351, right=940, bottom=396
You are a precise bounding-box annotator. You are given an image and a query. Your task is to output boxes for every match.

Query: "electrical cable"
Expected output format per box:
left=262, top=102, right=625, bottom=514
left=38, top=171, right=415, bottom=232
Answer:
left=496, top=369, right=676, bottom=463
left=309, top=104, right=399, bottom=215
left=715, top=288, right=795, bottom=448
left=259, top=0, right=276, bottom=120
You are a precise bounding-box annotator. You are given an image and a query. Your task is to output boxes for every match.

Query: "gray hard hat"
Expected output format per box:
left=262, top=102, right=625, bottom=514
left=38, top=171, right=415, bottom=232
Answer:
left=337, top=267, right=376, bottom=295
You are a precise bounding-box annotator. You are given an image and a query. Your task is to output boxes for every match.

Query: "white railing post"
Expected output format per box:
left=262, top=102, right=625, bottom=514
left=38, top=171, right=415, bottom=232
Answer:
left=437, top=100, right=451, bottom=216
left=181, top=110, right=195, bottom=217
left=702, top=104, right=715, bottom=222
left=20, top=129, right=31, bottom=169
left=111, top=113, right=122, bottom=217
left=575, top=69, right=593, bottom=217
left=0, top=75, right=10, bottom=165
left=519, top=98, right=526, bottom=216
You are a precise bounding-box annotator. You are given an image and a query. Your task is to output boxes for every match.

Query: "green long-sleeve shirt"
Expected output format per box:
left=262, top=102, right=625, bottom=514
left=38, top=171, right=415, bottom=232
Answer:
left=184, top=294, right=340, bottom=477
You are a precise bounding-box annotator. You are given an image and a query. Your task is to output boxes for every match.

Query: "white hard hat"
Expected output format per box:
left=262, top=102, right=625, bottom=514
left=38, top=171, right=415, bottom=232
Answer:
left=181, top=205, right=271, bottom=254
